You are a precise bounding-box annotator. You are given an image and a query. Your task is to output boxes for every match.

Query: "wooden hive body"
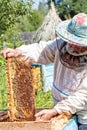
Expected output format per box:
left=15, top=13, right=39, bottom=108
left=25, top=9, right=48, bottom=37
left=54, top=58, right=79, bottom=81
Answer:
left=6, top=58, right=35, bottom=121
left=0, top=110, right=77, bottom=130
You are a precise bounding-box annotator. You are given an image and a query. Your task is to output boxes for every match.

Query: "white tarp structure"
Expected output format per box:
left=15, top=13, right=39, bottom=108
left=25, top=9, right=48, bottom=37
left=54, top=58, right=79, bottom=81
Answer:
left=33, top=2, right=62, bottom=43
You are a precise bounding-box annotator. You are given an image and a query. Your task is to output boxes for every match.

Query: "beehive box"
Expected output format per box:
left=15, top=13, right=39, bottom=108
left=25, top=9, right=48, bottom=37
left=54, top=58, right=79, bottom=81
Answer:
left=31, top=63, right=54, bottom=92
left=0, top=110, right=78, bottom=130
left=42, top=64, right=54, bottom=92
left=32, top=64, right=54, bottom=92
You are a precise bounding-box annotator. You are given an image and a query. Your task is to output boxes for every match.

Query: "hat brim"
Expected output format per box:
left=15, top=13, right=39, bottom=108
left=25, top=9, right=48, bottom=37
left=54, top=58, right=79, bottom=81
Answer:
left=56, top=20, right=87, bottom=46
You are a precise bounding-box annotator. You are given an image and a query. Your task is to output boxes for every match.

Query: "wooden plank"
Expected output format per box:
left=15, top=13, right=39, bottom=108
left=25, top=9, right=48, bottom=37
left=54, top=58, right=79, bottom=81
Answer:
left=0, top=110, right=72, bottom=130
left=0, top=121, right=51, bottom=130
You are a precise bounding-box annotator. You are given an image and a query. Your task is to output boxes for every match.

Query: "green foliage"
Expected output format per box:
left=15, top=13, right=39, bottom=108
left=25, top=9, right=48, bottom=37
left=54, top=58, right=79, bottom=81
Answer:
left=0, top=29, right=23, bottom=49
left=46, top=0, right=87, bottom=20
left=56, top=0, right=87, bottom=20
left=14, top=16, right=34, bottom=32
left=13, top=10, right=44, bottom=32
left=71, top=0, right=87, bottom=14
left=0, top=27, right=23, bottom=48
left=36, top=90, right=54, bottom=108
left=57, top=0, right=72, bottom=19
left=26, top=10, right=44, bottom=31
left=0, top=10, right=44, bottom=49
left=0, top=8, right=44, bottom=49
left=0, top=56, right=8, bottom=111
left=0, top=0, right=32, bottom=36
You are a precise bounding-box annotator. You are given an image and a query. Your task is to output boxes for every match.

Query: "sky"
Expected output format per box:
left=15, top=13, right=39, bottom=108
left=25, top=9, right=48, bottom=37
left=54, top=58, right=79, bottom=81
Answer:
left=32, top=0, right=62, bottom=9
left=32, top=0, right=47, bottom=9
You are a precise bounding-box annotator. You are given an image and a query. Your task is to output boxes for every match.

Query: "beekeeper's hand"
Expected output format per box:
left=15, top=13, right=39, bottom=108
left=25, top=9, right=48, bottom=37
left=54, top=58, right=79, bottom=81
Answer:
left=35, top=108, right=58, bottom=121
left=1, top=48, right=22, bottom=59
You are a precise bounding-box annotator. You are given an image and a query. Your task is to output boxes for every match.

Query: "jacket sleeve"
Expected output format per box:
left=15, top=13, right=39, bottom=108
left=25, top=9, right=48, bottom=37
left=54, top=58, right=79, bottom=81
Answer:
left=16, top=39, right=58, bottom=64
left=54, top=74, right=87, bottom=114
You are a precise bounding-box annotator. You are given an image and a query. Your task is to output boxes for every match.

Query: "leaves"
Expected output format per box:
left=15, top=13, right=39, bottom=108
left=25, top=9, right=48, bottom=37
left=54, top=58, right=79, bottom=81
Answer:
left=0, top=0, right=32, bottom=36
left=56, top=0, right=87, bottom=20
left=46, top=0, right=87, bottom=20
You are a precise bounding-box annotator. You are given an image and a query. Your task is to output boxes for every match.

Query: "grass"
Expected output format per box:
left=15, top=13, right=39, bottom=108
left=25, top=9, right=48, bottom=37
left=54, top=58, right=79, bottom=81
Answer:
left=36, top=90, right=54, bottom=109
left=0, top=66, right=8, bottom=111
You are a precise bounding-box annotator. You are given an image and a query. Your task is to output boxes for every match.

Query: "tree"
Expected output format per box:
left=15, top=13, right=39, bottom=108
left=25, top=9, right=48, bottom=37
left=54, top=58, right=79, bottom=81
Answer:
left=13, top=10, right=44, bottom=32
left=56, top=0, right=87, bottom=20
left=0, top=10, right=44, bottom=49
left=0, top=0, right=32, bottom=36
left=26, top=10, right=44, bottom=31
left=47, top=0, right=87, bottom=20
left=56, top=0, right=72, bottom=19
